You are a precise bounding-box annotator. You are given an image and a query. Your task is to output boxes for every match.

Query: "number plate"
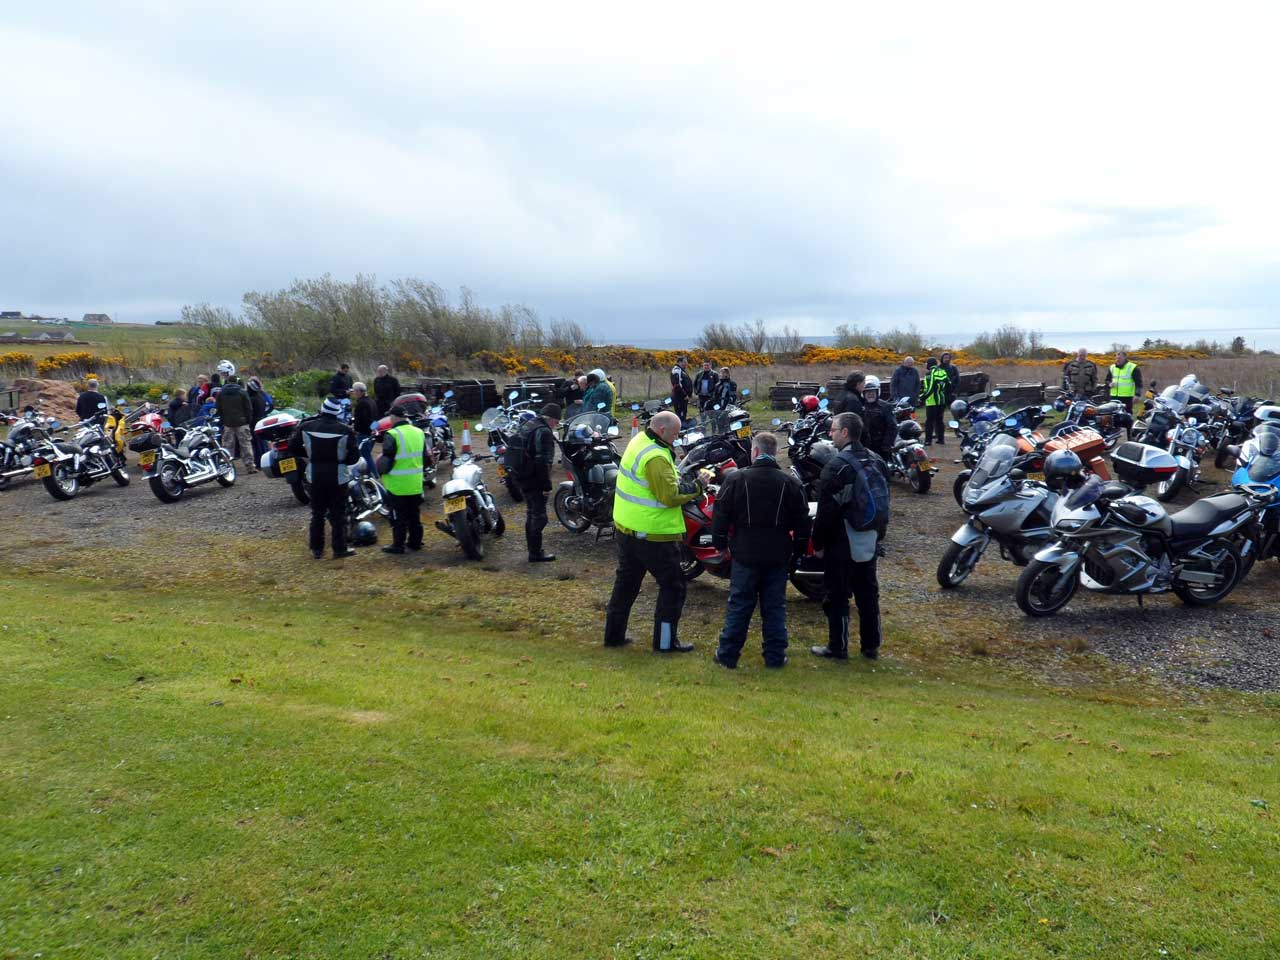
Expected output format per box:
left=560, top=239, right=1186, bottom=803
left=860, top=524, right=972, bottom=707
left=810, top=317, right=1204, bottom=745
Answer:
left=496, top=463, right=507, bottom=477
left=278, top=457, right=296, bottom=473
left=735, top=425, right=752, bottom=439
left=33, top=463, right=51, bottom=479
left=139, top=450, right=157, bottom=467
left=444, top=495, right=468, bottom=515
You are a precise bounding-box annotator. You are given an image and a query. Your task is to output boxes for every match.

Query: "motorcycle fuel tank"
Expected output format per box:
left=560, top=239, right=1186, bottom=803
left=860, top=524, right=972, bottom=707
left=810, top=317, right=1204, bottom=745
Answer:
left=1110, top=495, right=1172, bottom=535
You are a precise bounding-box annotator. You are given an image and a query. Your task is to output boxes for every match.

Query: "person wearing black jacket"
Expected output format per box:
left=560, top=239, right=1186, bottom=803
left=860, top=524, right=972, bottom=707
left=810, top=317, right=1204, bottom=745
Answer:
left=167, top=390, right=192, bottom=427
left=836, top=371, right=865, bottom=416
left=75, top=379, right=107, bottom=420
left=811, top=412, right=885, bottom=661
left=517, top=403, right=561, bottom=562
left=670, top=357, right=693, bottom=421
left=858, top=376, right=895, bottom=461
left=288, top=397, right=361, bottom=559
left=373, top=365, right=401, bottom=417
left=711, top=367, right=738, bottom=409
left=939, top=352, right=960, bottom=405
left=710, top=432, right=811, bottom=668
left=330, top=364, right=353, bottom=398
left=561, top=371, right=585, bottom=417
left=351, top=381, right=379, bottom=475
left=693, top=361, right=717, bottom=412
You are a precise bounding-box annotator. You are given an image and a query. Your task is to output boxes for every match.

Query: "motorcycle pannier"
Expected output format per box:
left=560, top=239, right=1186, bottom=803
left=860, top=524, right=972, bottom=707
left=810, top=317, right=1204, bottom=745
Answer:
left=1111, top=442, right=1179, bottom=487
left=128, top=431, right=163, bottom=453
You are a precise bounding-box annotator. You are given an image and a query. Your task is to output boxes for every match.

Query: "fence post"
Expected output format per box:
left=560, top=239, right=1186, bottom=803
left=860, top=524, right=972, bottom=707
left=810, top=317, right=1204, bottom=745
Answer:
left=647, top=373, right=652, bottom=399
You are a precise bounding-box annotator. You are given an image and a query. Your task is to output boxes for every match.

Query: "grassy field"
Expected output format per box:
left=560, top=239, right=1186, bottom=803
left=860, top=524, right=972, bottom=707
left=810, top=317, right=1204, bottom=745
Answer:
left=3, top=562, right=1278, bottom=958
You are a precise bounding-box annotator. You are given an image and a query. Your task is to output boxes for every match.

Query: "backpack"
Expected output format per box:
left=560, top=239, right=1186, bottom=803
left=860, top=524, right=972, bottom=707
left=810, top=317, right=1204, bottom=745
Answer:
left=834, top=446, right=890, bottom=533
left=505, top=419, right=543, bottom=481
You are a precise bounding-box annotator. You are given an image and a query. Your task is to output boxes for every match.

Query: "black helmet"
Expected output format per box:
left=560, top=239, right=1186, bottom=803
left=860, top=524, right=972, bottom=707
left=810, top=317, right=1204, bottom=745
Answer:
left=352, top=520, right=378, bottom=546
left=1043, top=449, right=1084, bottom=491
left=807, top=439, right=838, bottom=467
left=897, top=419, right=923, bottom=441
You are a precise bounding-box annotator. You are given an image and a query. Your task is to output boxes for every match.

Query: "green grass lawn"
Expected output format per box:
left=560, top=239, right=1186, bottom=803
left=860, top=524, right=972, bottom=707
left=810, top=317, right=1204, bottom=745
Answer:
left=2, top=571, right=1278, bottom=958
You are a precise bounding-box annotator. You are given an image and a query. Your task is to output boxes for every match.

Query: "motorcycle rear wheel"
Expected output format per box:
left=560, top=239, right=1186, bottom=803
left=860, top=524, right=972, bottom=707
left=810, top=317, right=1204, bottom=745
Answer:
left=554, top=486, right=592, bottom=533
left=451, top=509, right=485, bottom=560
left=678, top=543, right=704, bottom=581
left=788, top=571, right=825, bottom=600
left=149, top=463, right=185, bottom=502
left=1155, top=466, right=1186, bottom=502
left=1015, top=559, right=1079, bottom=617
left=290, top=475, right=310, bottom=504
left=43, top=463, right=80, bottom=501
left=907, top=464, right=932, bottom=494
left=504, top=474, right=524, bottom=503
left=110, top=454, right=130, bottom=486
left=1172, top=540, right=1242, bottom=607
left=937, top=540, right=982, bottom=589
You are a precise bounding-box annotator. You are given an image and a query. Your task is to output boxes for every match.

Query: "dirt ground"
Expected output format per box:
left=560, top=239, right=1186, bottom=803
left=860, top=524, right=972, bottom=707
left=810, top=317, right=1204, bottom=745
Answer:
left=3, top=441, right=1278, bottom=693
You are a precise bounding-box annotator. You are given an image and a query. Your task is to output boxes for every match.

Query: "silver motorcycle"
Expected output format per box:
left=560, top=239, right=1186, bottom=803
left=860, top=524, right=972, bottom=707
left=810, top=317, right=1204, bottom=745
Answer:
left=144, top=421, right=237, bottom=502
left=937, top=434, right=1058, bottom=588
left=1, top=405, right=62, bottom=489
left=435, top=453, right=505, bottom=560
left=33, top=406, right=130, bottom=501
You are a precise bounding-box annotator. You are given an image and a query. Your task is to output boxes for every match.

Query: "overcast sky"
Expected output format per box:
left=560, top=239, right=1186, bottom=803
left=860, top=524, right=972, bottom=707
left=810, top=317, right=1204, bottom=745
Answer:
left=3, top=1, right=1279, bottom=344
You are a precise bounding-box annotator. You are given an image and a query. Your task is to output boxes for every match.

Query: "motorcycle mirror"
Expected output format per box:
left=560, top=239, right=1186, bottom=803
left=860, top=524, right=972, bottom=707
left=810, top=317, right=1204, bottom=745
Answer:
left=97, top=401, right=108, bottom=409
left=1041, top=404, right=1052, bottom=413
left=818, top=386, right=827, bottom=395
left=115, top=398, right=125, bottom=405
left=596, top=402, right=606, bottom=410
left=818, top=398, right=829, bottom=410
left=742, top=389, right=750, bottom=396
left=991, top=389, right=1002, bottom=398
left=1004, top=417, right=1018, bottom=427
left=473, top=424, right=486, bottom=433
left=607, top=425, right=620, bottom=437
left=508, top=390, right=519, bottom=400
left=631, top=403, right=640, bottom=411
left=161, top=394, right=169, bottom=401
left=772, top=418, right=782, bottom=426
left=948, top=419, right=960, bottom=429
left=713, top=404, right=721, bottom=411
left=444, top=389, right=454, bottom=398
left=663, top=396, right=673, bottom=405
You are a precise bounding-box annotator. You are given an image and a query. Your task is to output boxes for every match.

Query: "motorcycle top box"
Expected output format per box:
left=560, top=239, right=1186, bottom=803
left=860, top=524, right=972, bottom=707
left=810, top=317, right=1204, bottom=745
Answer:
left=1111, top=441, right=1179, bottom=487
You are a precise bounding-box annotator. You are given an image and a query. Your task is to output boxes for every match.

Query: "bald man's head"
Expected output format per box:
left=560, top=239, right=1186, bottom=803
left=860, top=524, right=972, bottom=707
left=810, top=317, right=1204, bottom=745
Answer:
left=650, top=411, right=682, bottom=444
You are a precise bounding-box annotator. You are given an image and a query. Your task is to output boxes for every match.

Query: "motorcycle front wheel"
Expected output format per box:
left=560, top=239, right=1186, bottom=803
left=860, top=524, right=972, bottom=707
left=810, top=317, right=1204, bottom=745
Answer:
left=937, top=540, right=982, bottom=589
left=554, top=486, right=592, bottom=533
left=110, top=453, right=130, bottom=486
left=678, top=543, right=704, bottom=581
left=149, top=462, right=185, bottom=502
left=1172, top=540, right=1242, bottom=607
left=952, top=470, right=971, bottom=507
left=451, top=508, right=485, bottom=560
left=215, top=455, right=236, bottom=487
left=1155, top=466, right=1186, bottom=502
left=1015, top=558, right=1079, bottom=617
left=43, top=463, right=80, bottom=501
left=907, top=464, right=932, bottom=494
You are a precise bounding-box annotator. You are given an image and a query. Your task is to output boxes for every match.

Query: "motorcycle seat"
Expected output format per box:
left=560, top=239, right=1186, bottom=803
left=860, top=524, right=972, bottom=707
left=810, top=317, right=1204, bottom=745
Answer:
left=1167, top=493, right=1248, bottom=540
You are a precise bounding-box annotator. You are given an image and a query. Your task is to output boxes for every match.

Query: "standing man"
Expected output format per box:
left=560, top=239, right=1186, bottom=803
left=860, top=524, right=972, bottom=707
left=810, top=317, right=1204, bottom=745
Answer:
left=351, top=382, right=379, bottom=475
left=289, top=397, right=360, bottom=559
left=890, top=356, right=921, bottom=407
left=694, top=361, right=717, bottom=412
left=1063, top=348, right=1099, bottom=399
left=514, top=403, right=560, bottom=563
left=373, top=365, right=402, bottom=417
left=330, top=363, right=353, bottom=398
left=215, top=375, right=257, bottom=473
left=711, top=367, right=738, bottom=409
left=836, top=371, right=865, bottom=416
left=939, top=352, right=960, bottom=406
left=377, top=405, right=425, bottom=554
left=810, top=412, right=889, bottom=662
left=710, top=432, right=811, bottom=669
left=921, top=357, right=949, bottom=446
left=859, top=376, right=895, bottom=461
left=670, top=356, right=693, bottom=422
left=1104, top=350, right=1142, bottom=414
left=604, top=411, right=709, bottom=651
left=75, top=379, right=107, bottom=420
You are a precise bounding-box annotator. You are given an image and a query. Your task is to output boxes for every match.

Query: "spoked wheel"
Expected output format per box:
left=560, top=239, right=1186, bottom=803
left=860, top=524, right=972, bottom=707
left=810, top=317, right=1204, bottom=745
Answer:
left=1155, top=467, right=1187, bottom=502
left=936, top=540, right=983, bottom=589
left=149, top=462, right=186, bottom=502
left=952, top=470, right=972, bottom=507
left=1015, top=558, right=1079, bottom=617
left=215, top=456, right=237, bottom=487
left=1172, top=540, right=1242, bottom=607
left=554, top=486, right=592, bottom=533
left=450, top=508, right=485, bottom=560
left=907, top=464, right=932, bottom=494
left=678, top=543, right=704, bottom=581
left=43, top=463, right=80, bottom=501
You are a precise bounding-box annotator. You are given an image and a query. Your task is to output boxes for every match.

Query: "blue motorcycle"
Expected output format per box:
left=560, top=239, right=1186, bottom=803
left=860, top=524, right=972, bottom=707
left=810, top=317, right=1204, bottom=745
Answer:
left=1229, top=425, right=1280, bottom=572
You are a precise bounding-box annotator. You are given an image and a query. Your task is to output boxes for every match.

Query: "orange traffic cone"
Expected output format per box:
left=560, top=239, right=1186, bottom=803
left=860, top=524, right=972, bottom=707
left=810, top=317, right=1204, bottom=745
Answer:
left=461, top=421, right=472, bottom=455
left=631, top=415, right=640, bottom=437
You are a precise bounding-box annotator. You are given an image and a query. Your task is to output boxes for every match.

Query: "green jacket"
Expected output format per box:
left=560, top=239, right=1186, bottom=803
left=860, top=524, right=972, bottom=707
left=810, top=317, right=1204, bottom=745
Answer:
left=922, top=368, right=949, bottom=407
left=582, top=380, right=615, bottom=415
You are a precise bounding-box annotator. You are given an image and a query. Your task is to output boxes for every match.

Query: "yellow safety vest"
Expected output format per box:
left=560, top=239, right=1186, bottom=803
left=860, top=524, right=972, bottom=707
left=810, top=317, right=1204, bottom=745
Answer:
left=612, top=431, right=686, bottom=536
left=1109, top=362, right=1137, bottom=398
left=382, top=423, right=425, bottom=496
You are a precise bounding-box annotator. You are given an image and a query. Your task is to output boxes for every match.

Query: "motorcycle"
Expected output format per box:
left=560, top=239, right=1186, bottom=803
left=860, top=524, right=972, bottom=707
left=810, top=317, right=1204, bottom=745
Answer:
left=553, top=411, right=622, bottom=536
left=342, top=459, right=390, bottom=541
left=481, top=389, right=550, bottom=503
left=254, top=408, right=311, bottom=503
left=1014, top=441, right=1272, bottom=617
left=678, top=393, right=754, bottom=469
left=1210, top=392, right=1271, bottom=469
left=434, top=453, right=505, bottom=560
left=142, top=420, right=238, bottom=502
left=31, top=407, right=131, bottom=501
left=1227, top=424, right=1280, bottom=570
left=0, top=405, right=62, bottom=489
left=937, top=433, right=1058, bottom=588
left=888, top=399, right=935, bottom=494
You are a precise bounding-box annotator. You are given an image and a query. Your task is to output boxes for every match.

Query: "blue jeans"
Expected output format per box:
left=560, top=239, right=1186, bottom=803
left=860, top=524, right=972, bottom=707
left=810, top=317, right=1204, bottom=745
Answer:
left=716, top=563, right=789, bottom=666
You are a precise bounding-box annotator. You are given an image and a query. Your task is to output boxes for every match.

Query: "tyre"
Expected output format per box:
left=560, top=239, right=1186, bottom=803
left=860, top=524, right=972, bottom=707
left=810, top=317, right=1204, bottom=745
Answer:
left=554, top=486, right=592, bottom=533
left=504, top=475, right=524, bottom=503
left=1015, top=558, right=1079, bottom=617
left=43, top=462, right=79, bottom=501
left=678, top=543, right=704, bottom=581
left=149, top=462, right=185, bottom=502
left=1172, top=540, right=1242, bottom=607
left=788, top=571, right=825, bottom=600
left=450, top=507, right=485, bottom=560
left=1155, top=466, right=1186, bottom=502
left=0, top=475, right=9, bottom=491
left=952, top=470, right=972, bottom=507
left=215, top=455, right=236, bottom=487
left=1214, top=438, right=1234, bottom=471
left=937, top=539, right=983, bottom=589
left=289, top=475, right=310, bottom=505
left=907, top=464, right=932, bottom=494
left=110, top=454, right=130, bottom=486
left=493, top=504, right=505, bottom=537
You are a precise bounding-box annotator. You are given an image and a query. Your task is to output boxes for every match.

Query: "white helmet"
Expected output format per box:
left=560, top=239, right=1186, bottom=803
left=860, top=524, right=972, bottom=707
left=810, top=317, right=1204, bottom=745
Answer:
left=862, top=375, right=881, bottom=395
left=588, top=367, right=607, bottom=382
left=216, top=359, right=236, bottom=377
left=1179, top=374, right=1199, bottom=389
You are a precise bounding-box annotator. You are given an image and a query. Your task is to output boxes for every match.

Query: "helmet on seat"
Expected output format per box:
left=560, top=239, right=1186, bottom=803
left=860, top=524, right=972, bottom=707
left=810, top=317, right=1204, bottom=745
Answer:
left=1043, top=449, right=1084, bottom=491
left=897, top=419, right=923, bottom=441
left=800, top=395, right=820, bottom=413
left=352, top=521, right=378, bottom=546
left=949, top=399, right=969, bottom=417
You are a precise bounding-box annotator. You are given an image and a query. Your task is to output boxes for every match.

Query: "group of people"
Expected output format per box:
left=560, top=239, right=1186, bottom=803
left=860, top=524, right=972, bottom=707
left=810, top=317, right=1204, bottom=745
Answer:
left=1061, top=349, right=1143, bottom=412
left=668, top=358, right=740, bottom=420
left=175, top=362, right=274, bottom=472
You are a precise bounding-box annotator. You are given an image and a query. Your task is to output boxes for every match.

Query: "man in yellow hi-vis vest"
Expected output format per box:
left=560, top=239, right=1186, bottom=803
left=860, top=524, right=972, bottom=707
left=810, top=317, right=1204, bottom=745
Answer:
left=1104, top=350, right=1143, bottom=415
left=605, top=411, right=710, bottom=652
left=377, top=409, right=426, bottom=554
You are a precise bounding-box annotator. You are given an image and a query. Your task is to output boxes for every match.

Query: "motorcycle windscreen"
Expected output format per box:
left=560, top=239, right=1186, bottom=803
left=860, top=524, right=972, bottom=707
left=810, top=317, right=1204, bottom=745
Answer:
left=1063, top=474, right=1104, bottom=511
left=969, top=435, right=1018, bottom=487
left=1247, top=432, right=1280, bottom=483
left=565, top=412, right=612, bottom=437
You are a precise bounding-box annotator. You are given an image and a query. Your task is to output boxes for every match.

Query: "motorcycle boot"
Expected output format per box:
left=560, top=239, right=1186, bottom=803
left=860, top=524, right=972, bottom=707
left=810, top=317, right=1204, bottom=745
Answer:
left=653, top=620, right=693, bottom=653
left=811, top=609, right=850, bottom=659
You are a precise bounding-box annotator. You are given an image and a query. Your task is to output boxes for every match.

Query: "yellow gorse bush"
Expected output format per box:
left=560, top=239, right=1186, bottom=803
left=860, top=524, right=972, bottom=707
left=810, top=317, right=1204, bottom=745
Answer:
left=35, top=352, right=129, bottom=377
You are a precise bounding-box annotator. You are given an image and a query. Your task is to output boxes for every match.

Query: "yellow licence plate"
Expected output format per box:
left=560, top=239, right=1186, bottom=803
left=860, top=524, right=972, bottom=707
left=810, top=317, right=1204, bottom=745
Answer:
left=33, top=463, right=51, bottom=479
left=496, top=463, right=507, bottom=477
left=444, top=495, right=468, bottom=515
left=139, top=450, right=157, bottom=467
left=735, top=426, right=752, bottom=439
left=278, top=457, right=296, bottom=473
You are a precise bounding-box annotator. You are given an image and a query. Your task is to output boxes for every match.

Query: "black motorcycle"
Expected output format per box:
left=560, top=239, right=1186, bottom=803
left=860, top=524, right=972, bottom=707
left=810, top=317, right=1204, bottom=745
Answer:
left=553, top=411, right=622, bottom=535
left=1, top=405, right=62, bottom=490
left=32, top=409, right=130, bottom=501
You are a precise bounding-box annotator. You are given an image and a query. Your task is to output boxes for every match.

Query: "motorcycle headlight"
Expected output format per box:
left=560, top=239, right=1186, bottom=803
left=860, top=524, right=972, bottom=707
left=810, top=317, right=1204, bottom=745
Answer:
left=1055, top=519, right=1085, bottom=532
left=1182, top=428, right=1202, bottom=446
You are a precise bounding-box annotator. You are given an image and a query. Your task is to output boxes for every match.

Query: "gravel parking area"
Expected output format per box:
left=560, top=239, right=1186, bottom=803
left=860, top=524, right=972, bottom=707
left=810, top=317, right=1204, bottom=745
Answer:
left=4, top=443, right=1278, bottom=693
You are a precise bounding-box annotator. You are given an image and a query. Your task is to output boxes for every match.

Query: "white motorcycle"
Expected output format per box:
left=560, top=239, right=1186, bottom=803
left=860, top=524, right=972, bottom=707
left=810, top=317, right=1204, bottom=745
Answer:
left=434, top=453, right=505, bottom=560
